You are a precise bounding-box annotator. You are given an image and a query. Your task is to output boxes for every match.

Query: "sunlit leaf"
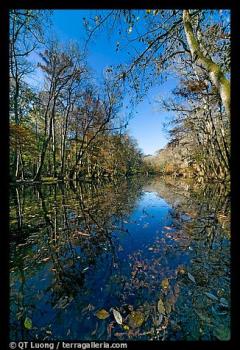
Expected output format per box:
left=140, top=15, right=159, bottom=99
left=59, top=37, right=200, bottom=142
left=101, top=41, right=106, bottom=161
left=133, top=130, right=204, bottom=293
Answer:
left=128, top=311, right=144, bottom=328
left=24, top=317, right=32, bottom=330
left=112, top=308, right=123, bottom=325
left=157, top=299, right=165, bottom=314
left=161, top=278, right=169, bottom=290
left=42, top=257, right=50, bottom=262
left=76, top=231, right=90, bottom=236
left=96, top=309, right=110, bottom=320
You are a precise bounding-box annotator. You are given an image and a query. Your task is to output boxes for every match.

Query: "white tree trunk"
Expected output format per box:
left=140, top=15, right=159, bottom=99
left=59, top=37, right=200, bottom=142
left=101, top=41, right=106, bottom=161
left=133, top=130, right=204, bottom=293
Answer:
left=183, top=10, right=230, bottom=117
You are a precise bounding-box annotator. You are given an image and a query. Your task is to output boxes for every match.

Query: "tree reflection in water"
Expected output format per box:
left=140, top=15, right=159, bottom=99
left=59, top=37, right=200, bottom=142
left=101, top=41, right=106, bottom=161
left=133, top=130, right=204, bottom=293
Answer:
left=9, top=176, right=230, bottom=341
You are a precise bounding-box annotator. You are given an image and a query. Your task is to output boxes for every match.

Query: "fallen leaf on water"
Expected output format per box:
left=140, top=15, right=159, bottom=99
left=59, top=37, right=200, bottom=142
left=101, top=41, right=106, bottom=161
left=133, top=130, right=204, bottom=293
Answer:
left=114, top=332, right=125, bottom=337
left=96, top=309, right=110, bottom=320
left=153, top=313, right=163, bottom=327
left=220, top=298, right=229, bottom=308
left=204, top=292, right=218, bottom=301
left=123, top=324, right=130, bottom=331
left=194, top=310, right=211, bottom=323
left=187, top=272, right=196, bottom=283
left=76, top=231, right=90, bottom=236
left=128, top=311, right=144, bottom=329
left=177, top=266, right=185, bottom=274
left=112, top=308, right=123, bottom=325
left=211, top=305, right=227, bottom=316
left=161, top=278, right=169, bottom=290
left=165, top=301, right=172, bottom=314
left=24, top=317, right=32, bottom=330
left=157, top=299, right=165, bottom=315
left=213, top=325, right=231, bottom=341
left=42, top=257, right=50, bottom=262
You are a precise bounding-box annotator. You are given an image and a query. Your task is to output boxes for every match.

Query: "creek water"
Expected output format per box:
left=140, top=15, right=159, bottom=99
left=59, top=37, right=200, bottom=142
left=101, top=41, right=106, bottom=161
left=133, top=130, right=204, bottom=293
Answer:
left=9, top=176, right=230, bottom=341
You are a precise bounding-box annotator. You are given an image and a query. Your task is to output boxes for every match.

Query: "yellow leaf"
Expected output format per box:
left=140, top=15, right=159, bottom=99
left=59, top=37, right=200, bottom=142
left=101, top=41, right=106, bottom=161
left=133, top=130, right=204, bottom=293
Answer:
left=128, top=311, right=144, bottom=328
left=24, top=317, right=32, bottom=330
left=146, top=9, right=151, bottom=14
left=161, top=278, right=169, bottom=290
left=157, top=299, right=166, bottom=315
left=96, top=309, right=110, bottom=320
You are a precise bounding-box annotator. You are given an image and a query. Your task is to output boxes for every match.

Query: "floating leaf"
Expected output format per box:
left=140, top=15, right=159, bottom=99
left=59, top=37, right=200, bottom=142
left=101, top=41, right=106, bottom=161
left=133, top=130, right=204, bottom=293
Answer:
left=211, top=305, right=227, bottom=315
left=153, top=313, right=163, bottom=326
left=24, top=317, right=32, bottom=330
left=213, top=325, right=231, bottom=341
left=76, top=231, right=90, bottom=236
left=146, top=9, right=151, bottom=14
left=178, top=267, right=185, bottom=274
left=112, top=308, right=123, bottom=325
left=123, top=324, right=130, bottom=331
left=157, top=299, right=165, bottom=315
left=161, top=278, right=169, bottom=290
left=165, top=301, right=172, bottom=314
left=187, top=272, right=196, bottom=283
left=128, top=311, right=144, bottom=328
left=42, top=257, right=50, bottom=262
left=96, top=309, right=110, bottom=320
left=195, top=310, right=211, bottom=323
left=205, top=292, right=218, bottom=301
left=220, top=298, right=229, bottom=308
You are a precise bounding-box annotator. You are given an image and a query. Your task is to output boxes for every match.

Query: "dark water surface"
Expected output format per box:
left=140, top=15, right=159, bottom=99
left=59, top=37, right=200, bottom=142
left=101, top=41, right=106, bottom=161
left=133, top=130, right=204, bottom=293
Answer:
left=9, top=176, right=230, bottom=341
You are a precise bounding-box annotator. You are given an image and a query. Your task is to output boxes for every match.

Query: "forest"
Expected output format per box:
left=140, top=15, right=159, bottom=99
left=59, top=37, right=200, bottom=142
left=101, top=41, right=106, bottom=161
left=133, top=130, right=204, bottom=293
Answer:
left=9, top=9, right=231, bottom=343
left=10, top=9, right=230, bottom=183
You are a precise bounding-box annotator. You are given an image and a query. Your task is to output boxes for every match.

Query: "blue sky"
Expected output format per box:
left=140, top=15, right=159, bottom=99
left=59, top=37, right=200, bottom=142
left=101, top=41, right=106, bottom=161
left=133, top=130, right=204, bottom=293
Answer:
left=31, top=10, right=178, bottom=155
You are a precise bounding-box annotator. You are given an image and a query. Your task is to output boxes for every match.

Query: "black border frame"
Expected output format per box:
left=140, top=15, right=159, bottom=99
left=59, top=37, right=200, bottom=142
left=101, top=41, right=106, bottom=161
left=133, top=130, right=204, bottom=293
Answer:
left=1, top=1, right=239, bottom=349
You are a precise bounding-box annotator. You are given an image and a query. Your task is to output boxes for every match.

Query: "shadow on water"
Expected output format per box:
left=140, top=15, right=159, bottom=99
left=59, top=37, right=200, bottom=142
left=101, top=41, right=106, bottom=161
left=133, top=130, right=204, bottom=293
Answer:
left=9, top=176, right=230, bottom=341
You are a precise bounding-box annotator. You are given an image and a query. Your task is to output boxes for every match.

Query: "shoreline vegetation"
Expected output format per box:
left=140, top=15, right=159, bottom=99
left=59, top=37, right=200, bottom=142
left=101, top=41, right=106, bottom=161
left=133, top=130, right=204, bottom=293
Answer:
left=10, top=10, right=230, bottom=186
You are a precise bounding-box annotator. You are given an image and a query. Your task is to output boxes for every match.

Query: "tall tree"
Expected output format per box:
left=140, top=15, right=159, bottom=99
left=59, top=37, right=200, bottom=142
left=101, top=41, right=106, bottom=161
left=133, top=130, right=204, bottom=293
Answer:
left=33, top=41, right=86, bottom=180
left=9, top=9, right=50, bottom=180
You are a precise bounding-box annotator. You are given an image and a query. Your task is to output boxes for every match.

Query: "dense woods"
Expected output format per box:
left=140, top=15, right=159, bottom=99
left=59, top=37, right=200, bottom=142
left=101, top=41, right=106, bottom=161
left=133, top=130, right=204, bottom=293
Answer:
left=9, top=10, right=144, bottom=182
left=10, top=9, right=230, bottom=183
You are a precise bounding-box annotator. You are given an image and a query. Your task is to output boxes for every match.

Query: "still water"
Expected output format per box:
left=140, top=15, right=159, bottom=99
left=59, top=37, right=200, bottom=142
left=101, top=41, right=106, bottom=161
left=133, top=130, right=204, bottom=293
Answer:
left=9, top=176, right=230, bottom=341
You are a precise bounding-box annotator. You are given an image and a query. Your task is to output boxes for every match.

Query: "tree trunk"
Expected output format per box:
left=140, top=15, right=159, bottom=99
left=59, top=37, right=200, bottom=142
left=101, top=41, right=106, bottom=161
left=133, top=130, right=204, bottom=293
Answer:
left=183, top=10, right=230, bottom=117
left=34, top=111, right=54, bottom=181
left=52, top=114, right=57, bottom=177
